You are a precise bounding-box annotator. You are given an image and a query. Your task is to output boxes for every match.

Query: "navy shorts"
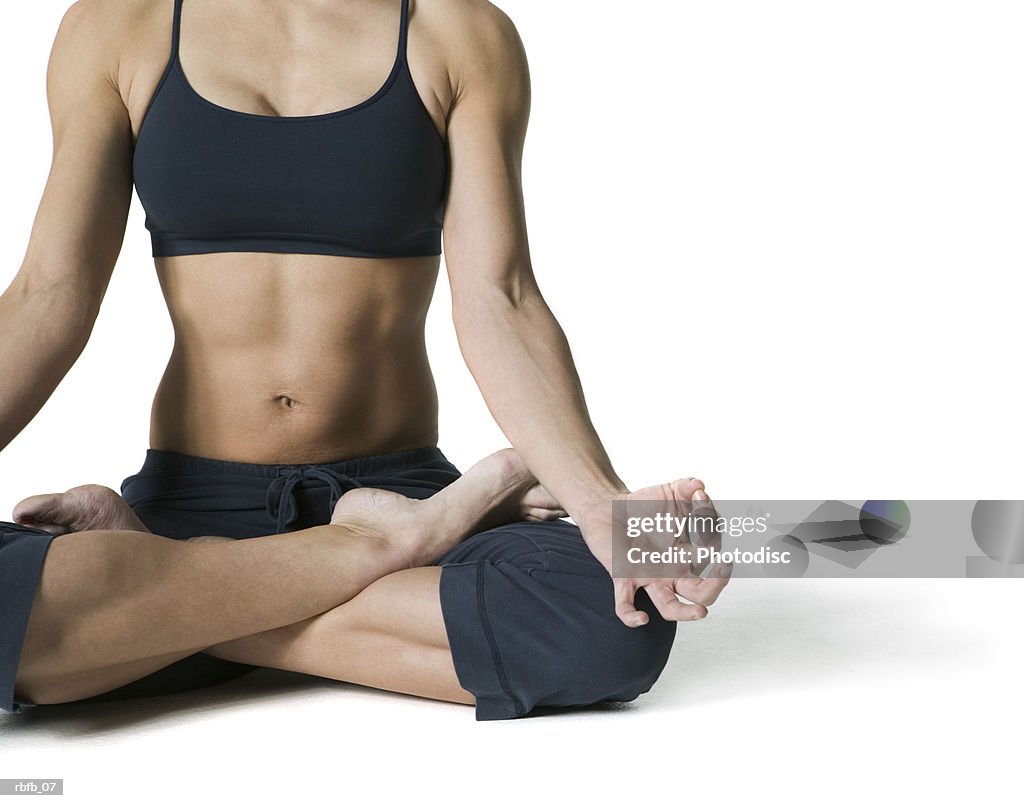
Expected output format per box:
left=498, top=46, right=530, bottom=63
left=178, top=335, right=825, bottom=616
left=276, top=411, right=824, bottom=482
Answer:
left=0, top=522, right=56, bottom=713
left=3, top=447, right=676, bottom=720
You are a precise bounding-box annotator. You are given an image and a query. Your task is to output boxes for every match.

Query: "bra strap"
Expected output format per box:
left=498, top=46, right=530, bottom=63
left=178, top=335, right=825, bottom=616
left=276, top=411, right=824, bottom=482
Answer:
left=171, top=0, right=183, bottom=61
left=398, top=0, right=410, bottom=64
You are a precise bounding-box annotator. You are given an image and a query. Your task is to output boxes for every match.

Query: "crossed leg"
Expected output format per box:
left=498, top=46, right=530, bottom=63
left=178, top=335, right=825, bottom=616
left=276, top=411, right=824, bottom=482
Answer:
left=19, top=466, right=718, bottom=713
left=13, top=451, right=554, bottom=707
left=204, top=477, right=720, bottom=708
left=207, top=566, right=465, bottom=704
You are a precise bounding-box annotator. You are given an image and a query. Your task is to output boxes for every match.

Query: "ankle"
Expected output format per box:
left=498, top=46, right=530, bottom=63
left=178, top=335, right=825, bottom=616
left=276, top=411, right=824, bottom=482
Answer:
left=321, top=522, right=409, bottom=580
left=388, top=505, right=443, bottom=569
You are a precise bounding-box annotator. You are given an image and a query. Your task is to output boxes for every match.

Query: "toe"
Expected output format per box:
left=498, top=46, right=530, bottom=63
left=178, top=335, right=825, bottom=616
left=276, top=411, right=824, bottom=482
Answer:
left=520, top=483, right=562, bottom=514
left=13, top=493, right=62, bottom=526
left=523, top=507, right=569, bottom=522
left=12, top=494, right=77, bottom=536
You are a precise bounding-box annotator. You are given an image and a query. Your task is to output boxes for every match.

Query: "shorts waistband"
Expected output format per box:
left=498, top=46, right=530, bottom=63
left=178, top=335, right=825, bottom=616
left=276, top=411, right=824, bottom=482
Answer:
left=137, top=446, right=452, bottom=479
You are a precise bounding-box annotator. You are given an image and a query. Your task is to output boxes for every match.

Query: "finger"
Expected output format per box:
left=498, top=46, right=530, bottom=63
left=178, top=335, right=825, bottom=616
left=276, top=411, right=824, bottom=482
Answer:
left=689, top=491, right=719, bottom=550
left=674, top=563, right=734, bottom=607
left=688, top=490, right=723, bottom=574
left=689, top=489, right=719, bottom=545
left=614, top=578, right=650, bottom=628
left=644, top=581, right=709, bottom=622
left=674, top=566, right=732, bottom=607
left=668, top=478, right=706, bottom=501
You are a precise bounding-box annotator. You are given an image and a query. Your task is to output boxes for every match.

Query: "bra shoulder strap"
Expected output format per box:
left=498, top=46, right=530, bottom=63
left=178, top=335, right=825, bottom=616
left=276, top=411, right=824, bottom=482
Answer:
left=397, top=0, right=410, bottom=65
left=170, top=0, right=183, bottom=61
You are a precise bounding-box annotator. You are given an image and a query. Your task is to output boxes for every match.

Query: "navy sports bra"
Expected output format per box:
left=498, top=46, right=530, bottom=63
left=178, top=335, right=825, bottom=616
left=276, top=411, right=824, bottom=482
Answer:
left=132, top=0, right=447, bottom=259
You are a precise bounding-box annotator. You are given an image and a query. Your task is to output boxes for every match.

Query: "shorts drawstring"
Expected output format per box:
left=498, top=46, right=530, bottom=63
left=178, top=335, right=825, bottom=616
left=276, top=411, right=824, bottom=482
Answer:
left=265, top=467, right=364, bottom=533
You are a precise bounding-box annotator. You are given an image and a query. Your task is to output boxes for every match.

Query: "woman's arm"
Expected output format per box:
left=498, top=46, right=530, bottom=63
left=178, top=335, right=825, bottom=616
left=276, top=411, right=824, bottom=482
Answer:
left=0, top=1, right=133, bottom=451
left=442, top=3, right=627, bottom=522
left=440, top=3, right=729, bottom=626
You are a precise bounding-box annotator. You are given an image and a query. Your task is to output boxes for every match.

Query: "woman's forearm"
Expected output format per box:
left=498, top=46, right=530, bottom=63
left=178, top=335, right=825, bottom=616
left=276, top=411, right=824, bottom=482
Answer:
left=453, top=285, right=628, bottom=520
left=0, top=273, right=97, bottom=451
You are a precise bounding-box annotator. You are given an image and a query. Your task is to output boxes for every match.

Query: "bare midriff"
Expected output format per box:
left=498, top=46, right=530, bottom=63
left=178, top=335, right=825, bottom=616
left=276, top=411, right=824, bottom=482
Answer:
left=149, top=251, right=442, bottom=464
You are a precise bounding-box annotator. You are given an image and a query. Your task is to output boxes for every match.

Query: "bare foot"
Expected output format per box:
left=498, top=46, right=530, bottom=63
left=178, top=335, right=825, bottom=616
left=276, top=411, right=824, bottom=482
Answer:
left=331, top=448, right=562, bottom=568
left=11, top=450, right=561, bottom=553
left=457, top=448, right=566, bottom=526
left=13, top=484, right=150, bottom=536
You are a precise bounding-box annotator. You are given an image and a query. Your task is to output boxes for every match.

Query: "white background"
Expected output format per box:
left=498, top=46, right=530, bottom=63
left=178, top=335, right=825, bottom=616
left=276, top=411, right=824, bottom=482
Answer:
left=1, top=0, right=1021, bottom=805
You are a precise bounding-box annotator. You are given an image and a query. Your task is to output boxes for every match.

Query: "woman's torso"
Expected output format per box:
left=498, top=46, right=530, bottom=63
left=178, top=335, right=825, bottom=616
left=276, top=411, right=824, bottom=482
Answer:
left=120, top=0, right=454, bottom=464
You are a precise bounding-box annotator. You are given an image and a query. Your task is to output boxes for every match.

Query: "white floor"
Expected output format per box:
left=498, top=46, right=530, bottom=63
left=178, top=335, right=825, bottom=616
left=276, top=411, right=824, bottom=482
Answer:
left=1, top=578, right=1018, bottom=807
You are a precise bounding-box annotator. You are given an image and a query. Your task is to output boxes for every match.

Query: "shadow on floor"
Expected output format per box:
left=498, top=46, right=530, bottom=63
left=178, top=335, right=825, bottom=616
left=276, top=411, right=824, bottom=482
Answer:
left=0, top=667, right=376, bottom=740
left=649, top=578, right=994, bottom=709
left=1, top=579, right=992, bottom=738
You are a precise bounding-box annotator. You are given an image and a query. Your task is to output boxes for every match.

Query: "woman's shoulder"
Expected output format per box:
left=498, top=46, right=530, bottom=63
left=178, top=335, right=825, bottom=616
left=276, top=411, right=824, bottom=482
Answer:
left=414, top=0, right=528, bottom=91
left=416, top=0, right=524, bottom=48
left=57, top=0, right=158, bottom=40
left=51, top=0, right=176, bottom=115
left=53, top=0, right=165, bottom=67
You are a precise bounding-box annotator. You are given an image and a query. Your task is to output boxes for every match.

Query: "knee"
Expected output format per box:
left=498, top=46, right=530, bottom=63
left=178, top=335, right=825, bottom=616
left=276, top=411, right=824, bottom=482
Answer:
left=16, top=536, right=147, bottom=682
left=34, top=534, right=131, bottom=611
left=580, top=604, right=677, bottom=702
left=13, top=672, right=78, bottom=707
left=531, top=587, right=677, bottom=709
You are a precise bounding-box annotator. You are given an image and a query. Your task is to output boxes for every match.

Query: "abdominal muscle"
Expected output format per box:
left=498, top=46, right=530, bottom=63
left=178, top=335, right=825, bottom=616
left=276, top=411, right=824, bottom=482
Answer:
left=149, top=251, right=442, bottom=465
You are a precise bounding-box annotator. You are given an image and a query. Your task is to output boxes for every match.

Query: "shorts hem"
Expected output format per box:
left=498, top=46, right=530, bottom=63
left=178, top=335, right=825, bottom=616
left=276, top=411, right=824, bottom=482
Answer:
left=0, top=522, right=57, bottom=714
left=439, top=561, right=526, bottom=721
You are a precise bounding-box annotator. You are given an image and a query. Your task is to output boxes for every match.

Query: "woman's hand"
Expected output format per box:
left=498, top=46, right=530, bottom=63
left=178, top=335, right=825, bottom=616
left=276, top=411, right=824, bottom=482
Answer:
left=575, top=479, right=734, bottom=628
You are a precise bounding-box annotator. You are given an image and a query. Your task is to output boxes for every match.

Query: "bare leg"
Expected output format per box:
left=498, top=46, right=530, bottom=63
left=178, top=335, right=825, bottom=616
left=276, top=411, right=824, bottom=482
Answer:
left=205, top=567, right=468, bottom=704
left=14, top=451, right=553, bottom=705
left=203, top=477, right=712, bottom=707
